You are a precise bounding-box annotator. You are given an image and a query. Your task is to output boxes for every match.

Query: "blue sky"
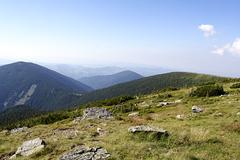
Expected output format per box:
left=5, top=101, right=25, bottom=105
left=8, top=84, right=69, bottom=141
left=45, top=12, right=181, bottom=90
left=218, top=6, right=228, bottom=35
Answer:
left=0, top=0, right=240, bottom=76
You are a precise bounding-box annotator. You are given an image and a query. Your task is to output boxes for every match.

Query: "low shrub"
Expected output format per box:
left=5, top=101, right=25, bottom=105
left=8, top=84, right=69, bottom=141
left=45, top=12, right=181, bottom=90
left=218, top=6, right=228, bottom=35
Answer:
left=158, top=93, right=172, bottom=99
left=190, top=85, right=225, bottom=97
left=88, top=96, right=134, bottom=107
left=160, top=87, right=179, bottom=92
left=130, top=131, right=169, bottom=141
left=111, top=103, right=138, bottom=114
left=230, top=83, right=240, bottom=89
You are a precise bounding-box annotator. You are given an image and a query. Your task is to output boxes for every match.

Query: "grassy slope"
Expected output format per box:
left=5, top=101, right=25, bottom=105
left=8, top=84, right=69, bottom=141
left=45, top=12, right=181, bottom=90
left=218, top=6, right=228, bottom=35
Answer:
left=76, top=72, right=232, bottom=105
left=1, top=82, right=240, bottom=159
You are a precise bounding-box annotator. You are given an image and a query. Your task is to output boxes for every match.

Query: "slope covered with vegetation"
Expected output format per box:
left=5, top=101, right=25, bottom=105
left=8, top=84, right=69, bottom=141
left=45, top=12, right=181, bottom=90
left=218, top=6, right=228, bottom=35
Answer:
left=0, top=72, right=235, bottom=128
left=1, top=81, right=240, bottom=159
left=76, top=72, right=234, bottom=104
left=0, top=62, right=92, bottom=111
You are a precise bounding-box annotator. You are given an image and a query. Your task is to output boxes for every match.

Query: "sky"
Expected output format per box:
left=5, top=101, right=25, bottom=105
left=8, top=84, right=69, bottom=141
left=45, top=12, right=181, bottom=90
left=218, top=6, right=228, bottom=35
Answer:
left=0, top=0, right=240, bottom=76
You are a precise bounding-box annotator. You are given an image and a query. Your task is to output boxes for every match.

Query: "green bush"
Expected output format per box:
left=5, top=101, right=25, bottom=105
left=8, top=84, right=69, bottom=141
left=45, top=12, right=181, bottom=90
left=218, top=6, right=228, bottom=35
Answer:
left=190, top=85, right=225, bottom=97
left=86, top=96, right=134, bottom=107
left=230, top=83, right=240, bottom=89
left=160, top=87, right=179, bottom=92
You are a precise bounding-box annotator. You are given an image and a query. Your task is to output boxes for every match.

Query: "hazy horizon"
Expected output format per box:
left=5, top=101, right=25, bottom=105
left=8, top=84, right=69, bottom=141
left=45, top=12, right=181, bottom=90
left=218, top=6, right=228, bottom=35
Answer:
left=1, top=0, right=240, bottom=77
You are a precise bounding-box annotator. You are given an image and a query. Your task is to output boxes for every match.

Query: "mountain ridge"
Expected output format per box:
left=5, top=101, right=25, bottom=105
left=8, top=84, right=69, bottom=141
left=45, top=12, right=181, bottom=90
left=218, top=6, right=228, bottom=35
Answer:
left=75, top=72, right=233, bottom=105
left=79, top=70, right=143, bottom=89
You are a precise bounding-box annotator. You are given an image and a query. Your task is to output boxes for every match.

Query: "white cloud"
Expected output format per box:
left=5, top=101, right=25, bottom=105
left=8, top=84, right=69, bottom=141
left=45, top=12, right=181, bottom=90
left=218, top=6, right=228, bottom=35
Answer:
left=229, top=38, right=240, bottom=55
left=212, top=38, right=240, bottom=56
left=198, top=24, right=216, bottom=37
left=212, top=44, right=230, bottom=56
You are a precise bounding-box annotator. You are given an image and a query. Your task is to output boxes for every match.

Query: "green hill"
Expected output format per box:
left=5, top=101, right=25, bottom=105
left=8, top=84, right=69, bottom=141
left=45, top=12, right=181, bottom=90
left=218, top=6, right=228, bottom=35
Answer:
left=0, top=62, right=93, bottom=111
left=76, top=72, right=232, bottom=104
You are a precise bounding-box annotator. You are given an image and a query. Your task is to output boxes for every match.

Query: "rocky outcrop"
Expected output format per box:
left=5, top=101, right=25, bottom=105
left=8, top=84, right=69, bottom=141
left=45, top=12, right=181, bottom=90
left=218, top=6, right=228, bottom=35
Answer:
left=128, top=125, right=169, bottom=137
left=10, top=127, right=28, bottom=134
left=10, top=138, right=45, bottom=159
left=59, top=145, right=110, bottom=160
left=82, top=108, right=113, bottom=120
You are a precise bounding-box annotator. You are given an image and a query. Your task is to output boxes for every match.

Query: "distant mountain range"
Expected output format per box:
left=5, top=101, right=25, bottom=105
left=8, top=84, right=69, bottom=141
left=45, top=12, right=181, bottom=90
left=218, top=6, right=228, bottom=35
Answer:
left=79, top=70, right=143, bottom=89
left=45, top=64, right=171, bottom=79
left=0, top=61, right=233, bottom=114
left=45, top=64, right=125, bottom=80
left=0, top=62, right=235, bottom=126
left=0, top=62, right=92, bottom=111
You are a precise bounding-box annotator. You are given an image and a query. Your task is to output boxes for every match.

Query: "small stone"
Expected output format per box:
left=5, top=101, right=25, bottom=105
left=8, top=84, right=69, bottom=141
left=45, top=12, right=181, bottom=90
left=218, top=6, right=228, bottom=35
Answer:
left=96, top=128, right=106, bottom=136
left=128, top=112, right=139, bottom=117
left=128, top=125, right=169, bottom=137
left=157, top=102, right=174, bottom=107
left=10, top=138, right=45, bottom=159
left=192, top=106, right=203, bottom=113
left=175, top=100, right=182, bottom=103
left=10, top=127, right=28, bottom=134
left=214, top=112, right=223, bottom=117
left=176, top=114, right=185, bottom=120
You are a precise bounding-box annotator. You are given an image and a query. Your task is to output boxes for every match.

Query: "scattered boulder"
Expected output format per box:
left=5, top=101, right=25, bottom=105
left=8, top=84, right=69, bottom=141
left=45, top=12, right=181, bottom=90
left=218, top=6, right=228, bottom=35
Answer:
left=10, top=127, right=28, bottom=134
left=82, top=108, right=113, bottom=120
left=128, top=125, right=169, bottom=137
left=237, top=112, right=240, bottom=116
left=176, top=114, right=185, bottom=120
left=59, top=145, right=110, bottom=160
left=10, top=138, right=45, bottom=159
left=192, top=106, right=203, bottom=113
left=128, top=112, right=139, bottom=117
